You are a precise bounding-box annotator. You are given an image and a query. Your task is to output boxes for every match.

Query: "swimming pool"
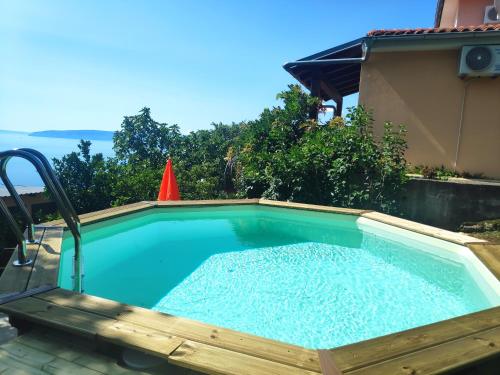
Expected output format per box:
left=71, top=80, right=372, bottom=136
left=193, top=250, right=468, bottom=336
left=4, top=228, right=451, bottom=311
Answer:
left=59, top=204, right=500, bottom=349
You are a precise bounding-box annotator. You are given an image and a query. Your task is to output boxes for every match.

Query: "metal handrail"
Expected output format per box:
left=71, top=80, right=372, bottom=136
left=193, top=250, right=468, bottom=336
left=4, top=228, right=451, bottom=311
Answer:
left=0, top=149, right=83, bottom=292
left=0, top=159, right=38, bottom=244
left=0, top=196, right=31, bottom=267
left=19, top=148, right=80, bottom=221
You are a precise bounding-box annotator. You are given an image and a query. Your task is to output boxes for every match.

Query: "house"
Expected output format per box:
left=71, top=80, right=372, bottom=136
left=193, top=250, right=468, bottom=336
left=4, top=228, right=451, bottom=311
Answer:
left=284, top=0, right=500, bottom=179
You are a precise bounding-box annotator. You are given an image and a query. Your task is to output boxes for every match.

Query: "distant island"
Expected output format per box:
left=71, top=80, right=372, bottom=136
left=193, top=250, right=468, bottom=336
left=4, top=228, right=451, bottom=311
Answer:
left=29, top=130, right=115, bottom=141
left=0, top=129, right=28, bottom=134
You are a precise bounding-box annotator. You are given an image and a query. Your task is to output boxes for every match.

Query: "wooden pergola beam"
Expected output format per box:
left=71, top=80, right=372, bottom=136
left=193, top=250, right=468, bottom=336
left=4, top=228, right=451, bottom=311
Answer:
left=307, top=69, right=347, bottom=118
left=309, top=73, right=322, bottom=119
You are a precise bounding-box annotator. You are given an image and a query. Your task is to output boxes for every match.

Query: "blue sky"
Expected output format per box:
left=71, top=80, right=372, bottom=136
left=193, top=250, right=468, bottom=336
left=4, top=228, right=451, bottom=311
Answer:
left=0, top=0, right=436, bottom=133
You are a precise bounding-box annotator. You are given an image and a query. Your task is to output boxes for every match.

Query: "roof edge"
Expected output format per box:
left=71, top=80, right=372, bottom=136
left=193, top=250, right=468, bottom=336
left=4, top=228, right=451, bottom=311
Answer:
left=295, top=38, right=365, bottom=62
left=367, top=24, right=500, bottom=37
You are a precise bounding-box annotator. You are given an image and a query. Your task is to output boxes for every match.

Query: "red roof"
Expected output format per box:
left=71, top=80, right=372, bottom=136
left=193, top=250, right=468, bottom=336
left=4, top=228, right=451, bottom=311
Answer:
left=368, top=24, right=500, bottom=37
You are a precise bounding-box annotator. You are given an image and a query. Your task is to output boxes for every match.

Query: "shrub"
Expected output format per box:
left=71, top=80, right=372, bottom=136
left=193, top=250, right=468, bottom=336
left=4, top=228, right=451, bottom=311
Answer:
left=52, top=85, right=408, bottom=215
left=235, top=96, right=408, bottom=213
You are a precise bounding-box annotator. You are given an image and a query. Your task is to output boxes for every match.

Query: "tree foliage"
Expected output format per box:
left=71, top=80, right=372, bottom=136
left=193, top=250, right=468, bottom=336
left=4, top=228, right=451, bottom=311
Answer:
left=53, top=85, right=408, bottom=215
left=53, top=140, right=113, bottom=213
left=233, top=86, right=407, bottom=212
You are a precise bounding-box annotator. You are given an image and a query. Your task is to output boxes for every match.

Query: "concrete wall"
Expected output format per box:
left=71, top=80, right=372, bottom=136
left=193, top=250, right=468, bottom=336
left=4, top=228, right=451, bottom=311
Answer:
left=440, top=0, right=493, bottom=27
left=358, top=49, right=500, bottom=178
left=400, top=178, right=500, bottom=230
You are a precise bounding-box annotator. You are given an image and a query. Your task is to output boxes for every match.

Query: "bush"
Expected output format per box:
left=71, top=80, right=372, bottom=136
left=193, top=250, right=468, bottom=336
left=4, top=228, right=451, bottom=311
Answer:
left=52, top=85, right=408, bottom=215
left=234, top=91, right=408, bottom=213
left=410, top=165, right=483, bottom=180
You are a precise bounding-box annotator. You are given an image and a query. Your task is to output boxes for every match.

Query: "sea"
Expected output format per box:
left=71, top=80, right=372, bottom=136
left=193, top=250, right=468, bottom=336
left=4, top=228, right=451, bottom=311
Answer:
left=0, top=130, right=114, bottom=188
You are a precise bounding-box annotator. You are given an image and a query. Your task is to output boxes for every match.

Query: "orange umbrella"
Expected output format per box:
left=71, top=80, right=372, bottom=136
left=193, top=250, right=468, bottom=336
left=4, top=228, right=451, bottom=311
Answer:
left=158, top=158, right=180, bottom=201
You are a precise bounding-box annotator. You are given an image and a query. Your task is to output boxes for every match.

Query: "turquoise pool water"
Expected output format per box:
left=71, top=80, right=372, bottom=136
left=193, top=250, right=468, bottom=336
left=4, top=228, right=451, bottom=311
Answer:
left=59, top=205, right=500, bottom=349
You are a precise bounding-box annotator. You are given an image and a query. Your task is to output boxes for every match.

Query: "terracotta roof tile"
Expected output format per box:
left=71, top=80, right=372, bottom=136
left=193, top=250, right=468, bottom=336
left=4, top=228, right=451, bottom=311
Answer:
left=367, top=24, right=500, bottom=37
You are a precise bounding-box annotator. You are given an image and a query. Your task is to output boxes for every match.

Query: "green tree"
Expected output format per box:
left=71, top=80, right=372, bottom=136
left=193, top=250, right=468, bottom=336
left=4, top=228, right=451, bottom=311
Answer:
left=110, top=107, right=183, bottom=205
left=174, top=123, right=243, bottom=199
left=53, top=140, right=113, bottom=213
left=234, top=86, right=408, bottom=213
left=52, top=86, right=408, bottom=215
left=113, top=107, right=182, bottom=168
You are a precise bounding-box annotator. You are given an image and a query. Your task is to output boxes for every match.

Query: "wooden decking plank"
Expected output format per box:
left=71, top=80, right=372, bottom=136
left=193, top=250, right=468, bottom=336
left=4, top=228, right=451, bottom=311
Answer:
left=0, top=297, right=183, bottom=359
left=0, top=285, right=57, bottom=305
left=42, top=357, right=103, bottom=375
left=0, top=228, right=45, bottom=294
left=11, top=327, right=149, bottom=375
left=347, top=326, right=500, bottom=375
left=155, top=199, right=260, bottom=207
left=35, top=289, right=321, bottom=372
left=77, top=202, right=155, bottom=225
left=15, top=328, right=95, bottom=362
left=0, top=341, right=101, bottom=375
left=361, top=211, right=485, bottom=245
left=0, top=349, right=50, bottom=375
left=258, top=199, right=368, bottom=216
left=42, top=200, right=262, bottom=227
left=0, top=297, right=109, bottom=338
left=468, top=244, right=500, bottom=280
left=26, top=227, right=63, bottom=290
left=330, top=305, right=500, bottom=372
left=98, top=321, right=184, bottom=358
left=318, top=350, right=343, bottom=375
left=0, top=340, right=56, bottom=368
left=72, top=352, right=146, bottom=375
left=169, top=340, right=320, bottom=375
left=43, top=201, right=155, bottom=227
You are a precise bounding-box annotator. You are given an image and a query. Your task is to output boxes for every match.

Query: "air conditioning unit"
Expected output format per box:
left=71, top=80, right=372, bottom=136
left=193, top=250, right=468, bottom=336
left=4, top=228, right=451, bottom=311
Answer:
left=458, top=45, right=500, bottom=77
left=484, top=3, right=500, bottom=24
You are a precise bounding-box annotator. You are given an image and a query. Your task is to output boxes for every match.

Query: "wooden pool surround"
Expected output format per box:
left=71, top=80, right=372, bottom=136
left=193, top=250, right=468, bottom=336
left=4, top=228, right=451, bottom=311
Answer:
left=1, top=199, right=499, bottom=375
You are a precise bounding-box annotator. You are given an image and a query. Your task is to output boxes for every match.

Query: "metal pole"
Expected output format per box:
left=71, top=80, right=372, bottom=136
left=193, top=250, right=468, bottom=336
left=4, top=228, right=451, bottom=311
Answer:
left=73, top=233, right=83, bottom=292
left=26, top=150, right=83, bottom=292
left=0, top=158, right=38, bottom=243
left=0, top=150, right=82, bottom=291
left=19, top=148, right=80, bottom=221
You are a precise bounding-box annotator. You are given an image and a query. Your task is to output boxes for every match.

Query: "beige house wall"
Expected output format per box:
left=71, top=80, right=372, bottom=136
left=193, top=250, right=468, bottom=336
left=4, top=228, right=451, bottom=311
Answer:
left=358, top=50, right=500, bottom=178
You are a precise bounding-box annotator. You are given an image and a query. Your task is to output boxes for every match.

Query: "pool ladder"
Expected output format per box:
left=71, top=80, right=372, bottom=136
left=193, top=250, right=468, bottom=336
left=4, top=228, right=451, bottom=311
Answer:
left=0, top=149, right=83, bottom=292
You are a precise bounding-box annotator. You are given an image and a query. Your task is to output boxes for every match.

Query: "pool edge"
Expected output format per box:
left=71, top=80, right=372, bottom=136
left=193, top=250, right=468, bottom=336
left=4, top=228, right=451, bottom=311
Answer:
left=2, top=199, right=499, bottom=375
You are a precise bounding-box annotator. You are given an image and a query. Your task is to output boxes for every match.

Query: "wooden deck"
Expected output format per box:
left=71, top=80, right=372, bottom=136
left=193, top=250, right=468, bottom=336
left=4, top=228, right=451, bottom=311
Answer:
left=1, top=289, right=321, bottom=375
left=0, top=289, right=499, bottom=374
left=0, top=326, right=201, bottom=374
left=0, top=227, right=62, bottom=295
left=1, top=199, right=500, bottom=374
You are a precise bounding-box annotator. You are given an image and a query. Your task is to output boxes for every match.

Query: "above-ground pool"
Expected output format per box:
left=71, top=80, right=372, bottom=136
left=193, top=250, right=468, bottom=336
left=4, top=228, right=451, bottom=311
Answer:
left=59, top=204, right=500, bottom=349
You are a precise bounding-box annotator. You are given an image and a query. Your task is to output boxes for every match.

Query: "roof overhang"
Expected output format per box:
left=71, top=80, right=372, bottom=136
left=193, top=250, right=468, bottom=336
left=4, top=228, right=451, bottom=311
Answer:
left=283, top=30, right=500, bottom=104
left=368, top=28, right=500, bottom=52
left=283, top=38, right=366, bottom=102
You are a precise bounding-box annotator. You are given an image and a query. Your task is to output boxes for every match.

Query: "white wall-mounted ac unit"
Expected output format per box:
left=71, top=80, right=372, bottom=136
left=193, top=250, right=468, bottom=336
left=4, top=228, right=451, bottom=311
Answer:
left=484, top=3, right=500, bottom=24
left=458, top=45, right=500, bottom=77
